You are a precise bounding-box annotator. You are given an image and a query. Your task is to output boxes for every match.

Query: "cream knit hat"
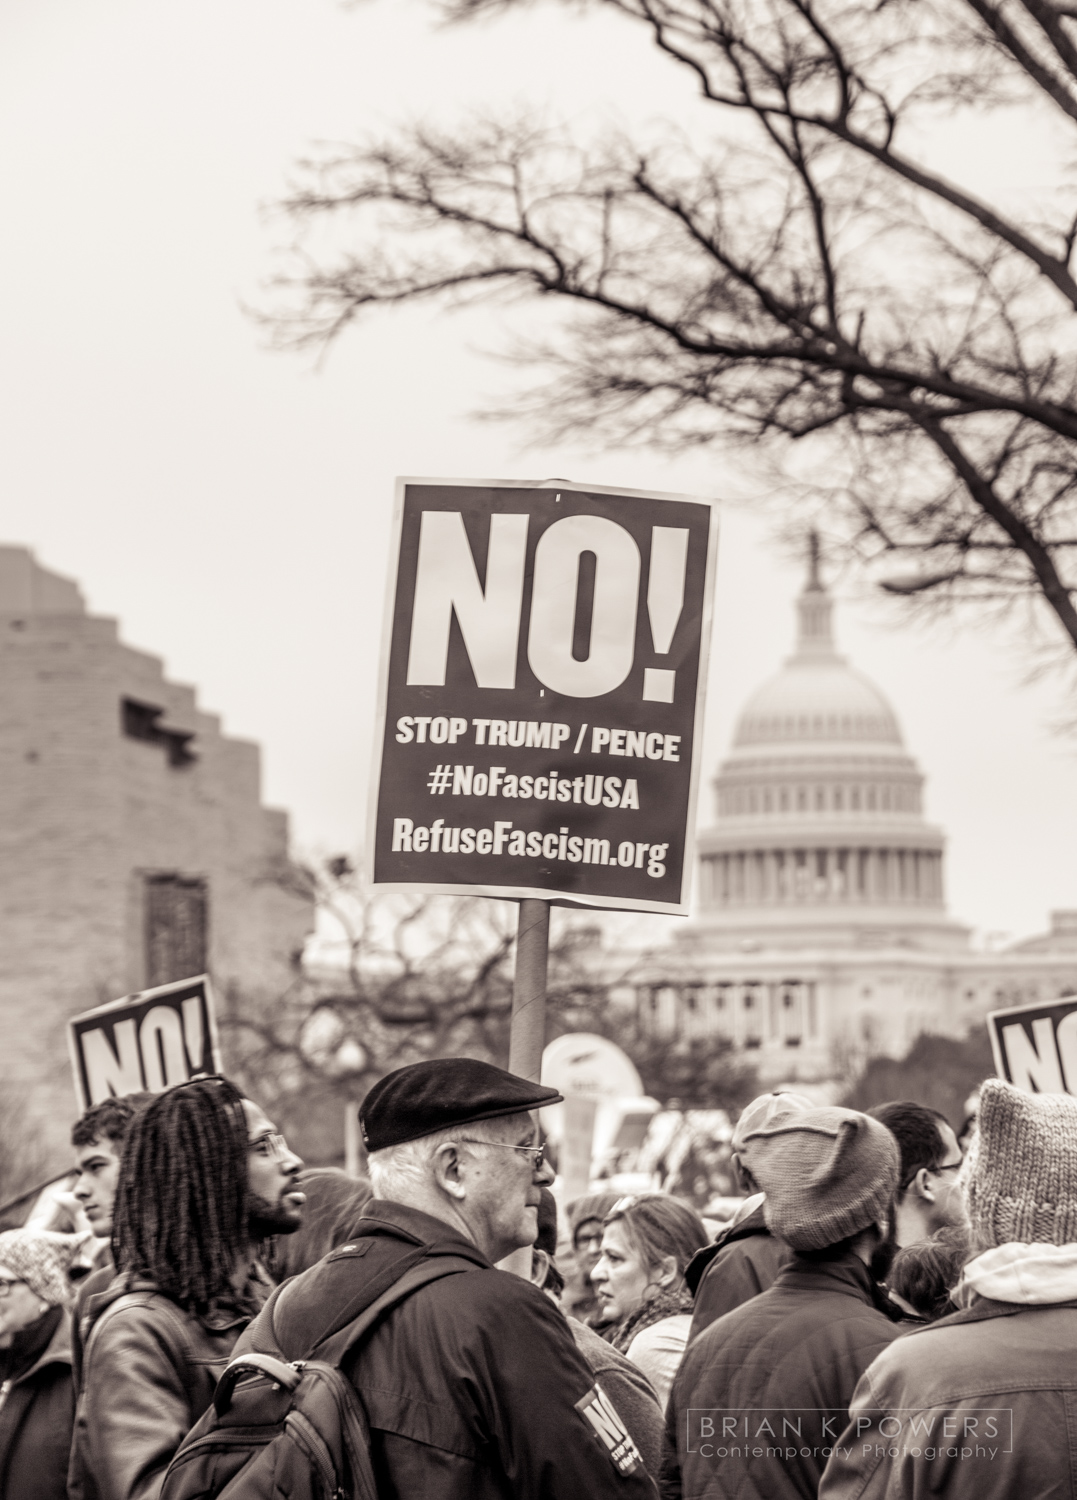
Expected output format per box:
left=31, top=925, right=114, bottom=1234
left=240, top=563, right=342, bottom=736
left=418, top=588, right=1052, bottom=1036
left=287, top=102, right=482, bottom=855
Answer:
left=0, top=1228, right=93, bottom=1307
left=966, top=1079, right=1077, bottom=1248
left=744, top=1106, right=900, bottom=1251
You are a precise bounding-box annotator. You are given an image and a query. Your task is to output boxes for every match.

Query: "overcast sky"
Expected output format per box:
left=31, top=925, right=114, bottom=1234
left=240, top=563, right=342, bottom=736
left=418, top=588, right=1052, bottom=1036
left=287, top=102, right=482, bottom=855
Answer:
left=2, top=0, right=1074, bottom=946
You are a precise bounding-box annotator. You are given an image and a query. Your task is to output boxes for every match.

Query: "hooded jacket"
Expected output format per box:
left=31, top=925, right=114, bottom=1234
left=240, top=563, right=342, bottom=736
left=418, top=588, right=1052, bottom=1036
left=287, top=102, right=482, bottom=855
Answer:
left=236, top=1198, right=659, bottom=1500
left=662, top=1250, right=900, bottom=1500
left=68, top=1269, right=268, bottom=1500
left=685, top=1201, right=792, bottom=1340
left=0, top=1304, right=73, bottom=1500
left=819, top=1242, right=1077, bottom=1500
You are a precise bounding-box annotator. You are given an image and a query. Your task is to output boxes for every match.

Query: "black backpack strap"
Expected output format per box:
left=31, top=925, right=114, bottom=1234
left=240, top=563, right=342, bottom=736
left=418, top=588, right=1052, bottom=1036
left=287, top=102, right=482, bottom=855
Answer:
left=314, top=1253, right=479, bottom=1368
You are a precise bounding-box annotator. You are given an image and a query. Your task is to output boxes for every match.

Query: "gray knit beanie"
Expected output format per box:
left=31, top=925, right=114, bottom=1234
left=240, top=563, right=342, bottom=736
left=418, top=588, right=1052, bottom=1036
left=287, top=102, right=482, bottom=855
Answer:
left=745, top=1106, right=900, bottom=1251
left=966, top=1079, right=1077, bottom=1248
left=0, top=1228, right=93, bottom=1307
left=732, top=1092, right=815, bottom=1160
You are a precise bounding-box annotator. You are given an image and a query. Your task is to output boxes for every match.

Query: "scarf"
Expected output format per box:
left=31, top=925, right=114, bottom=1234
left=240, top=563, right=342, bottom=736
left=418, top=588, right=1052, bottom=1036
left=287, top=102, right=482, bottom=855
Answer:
left=0, top=1304, right=62, bottom=1385
left=608, top=1284, right=695, bottom=1353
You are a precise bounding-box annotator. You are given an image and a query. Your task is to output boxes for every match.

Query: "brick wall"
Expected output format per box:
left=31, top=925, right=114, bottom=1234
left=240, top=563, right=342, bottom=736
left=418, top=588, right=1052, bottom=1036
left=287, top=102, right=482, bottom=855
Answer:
left=0, top=547, right=313, bottom=1157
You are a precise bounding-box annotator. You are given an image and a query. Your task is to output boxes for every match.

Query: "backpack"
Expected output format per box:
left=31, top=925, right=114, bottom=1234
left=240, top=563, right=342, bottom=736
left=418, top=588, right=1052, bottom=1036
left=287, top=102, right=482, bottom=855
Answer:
left=160, top=1247, right=477, bottom=1500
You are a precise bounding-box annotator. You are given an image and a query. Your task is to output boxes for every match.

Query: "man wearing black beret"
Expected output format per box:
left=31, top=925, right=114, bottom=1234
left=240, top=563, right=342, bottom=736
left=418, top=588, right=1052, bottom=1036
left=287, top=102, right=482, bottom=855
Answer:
left=237, top=1057, right=658, bottom=1499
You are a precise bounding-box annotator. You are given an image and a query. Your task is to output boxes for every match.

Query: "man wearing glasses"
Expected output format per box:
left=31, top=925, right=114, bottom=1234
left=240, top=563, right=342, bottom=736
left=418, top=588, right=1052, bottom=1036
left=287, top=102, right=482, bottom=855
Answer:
left=69, top=1077, right=304, bottom=1500
left=866, top=1101, right=966, bottom=1247
left=239, top=1057, right=660, bottom=1499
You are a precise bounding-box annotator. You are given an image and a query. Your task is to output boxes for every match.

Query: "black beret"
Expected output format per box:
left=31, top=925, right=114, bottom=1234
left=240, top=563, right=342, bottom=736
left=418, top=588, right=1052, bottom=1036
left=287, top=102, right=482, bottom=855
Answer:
left=360, top=1058, right=563, bottom=1152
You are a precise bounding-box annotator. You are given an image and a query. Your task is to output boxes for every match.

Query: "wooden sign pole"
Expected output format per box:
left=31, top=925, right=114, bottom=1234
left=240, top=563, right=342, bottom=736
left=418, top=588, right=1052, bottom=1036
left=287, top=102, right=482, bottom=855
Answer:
left=499, top=898, right=551, bottom=1277
left=508, top=898, right=550, bottom=1083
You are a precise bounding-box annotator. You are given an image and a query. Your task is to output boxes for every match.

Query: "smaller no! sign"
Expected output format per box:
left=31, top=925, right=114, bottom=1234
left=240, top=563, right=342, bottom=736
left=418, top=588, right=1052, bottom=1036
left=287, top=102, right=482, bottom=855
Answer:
left=67, top=974, right=222, bottom=1113
left=987, top=997, right=1077, bottom=1096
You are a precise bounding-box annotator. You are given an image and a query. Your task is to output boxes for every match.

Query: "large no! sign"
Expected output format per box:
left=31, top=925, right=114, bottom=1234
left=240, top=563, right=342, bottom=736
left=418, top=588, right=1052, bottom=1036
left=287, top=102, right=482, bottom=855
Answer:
left=368, top=477, right=717, bottom=914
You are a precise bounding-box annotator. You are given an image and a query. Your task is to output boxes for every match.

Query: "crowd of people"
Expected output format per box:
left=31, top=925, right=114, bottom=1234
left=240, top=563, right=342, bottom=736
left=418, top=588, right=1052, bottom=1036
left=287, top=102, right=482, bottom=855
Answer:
left=0, top=1057, right=1071, bottom=1498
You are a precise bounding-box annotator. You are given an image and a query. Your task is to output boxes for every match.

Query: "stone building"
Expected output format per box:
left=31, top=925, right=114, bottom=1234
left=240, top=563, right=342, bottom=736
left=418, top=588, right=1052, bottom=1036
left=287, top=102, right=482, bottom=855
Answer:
left=633, top=549, right=1077, bottom=1090
left=0, top=547, right=312, bottom=1149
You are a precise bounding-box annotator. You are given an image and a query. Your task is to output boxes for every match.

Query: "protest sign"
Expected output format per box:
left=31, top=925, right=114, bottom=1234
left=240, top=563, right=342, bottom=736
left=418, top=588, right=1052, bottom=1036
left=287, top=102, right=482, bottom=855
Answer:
left=67, top=974, right=222, bottom=1112
left=369, top=477, right=718, bottom=914
left=987, top=996, right=1077, bottom=1095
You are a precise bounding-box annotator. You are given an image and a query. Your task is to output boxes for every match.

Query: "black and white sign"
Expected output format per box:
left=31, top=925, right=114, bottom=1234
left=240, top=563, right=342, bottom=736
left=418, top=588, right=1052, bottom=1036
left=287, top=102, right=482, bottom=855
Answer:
left=368, top=478, right=718, bottom=913
left=67, top=974, right=222, bottom=1112
left=987, top=996, right=1077, bottom=1094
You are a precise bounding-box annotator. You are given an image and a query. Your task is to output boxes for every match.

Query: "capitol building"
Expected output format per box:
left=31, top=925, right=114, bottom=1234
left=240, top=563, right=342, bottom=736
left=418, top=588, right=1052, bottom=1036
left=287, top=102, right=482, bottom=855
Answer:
left=637, top=549, right=1077, bottom=1089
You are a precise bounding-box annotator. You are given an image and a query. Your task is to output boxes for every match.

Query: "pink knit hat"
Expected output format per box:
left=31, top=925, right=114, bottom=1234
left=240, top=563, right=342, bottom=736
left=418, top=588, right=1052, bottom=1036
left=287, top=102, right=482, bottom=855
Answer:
left=966, top=1079, right=1077, bottom=1247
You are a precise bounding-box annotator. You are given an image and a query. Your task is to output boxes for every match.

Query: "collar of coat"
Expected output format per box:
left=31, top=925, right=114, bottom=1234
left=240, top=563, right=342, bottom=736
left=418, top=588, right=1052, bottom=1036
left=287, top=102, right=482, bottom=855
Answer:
left=356, top=1198, right=496, bottom=1267
left=774, top=1248, right=903, bottom=1320
left=684, top=1200, right=770, bottom=1294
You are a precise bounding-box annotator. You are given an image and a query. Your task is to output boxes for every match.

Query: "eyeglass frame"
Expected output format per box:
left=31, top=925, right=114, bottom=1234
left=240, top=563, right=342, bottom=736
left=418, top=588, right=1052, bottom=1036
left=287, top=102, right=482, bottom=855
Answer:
left=899, top=1156, right=963, bottom=1192
left=455, top=1139, right=547, bottom=1170
left=0, top=1278, right=26, bottom=1298
left=248, top=1131, right=292, bottom=1163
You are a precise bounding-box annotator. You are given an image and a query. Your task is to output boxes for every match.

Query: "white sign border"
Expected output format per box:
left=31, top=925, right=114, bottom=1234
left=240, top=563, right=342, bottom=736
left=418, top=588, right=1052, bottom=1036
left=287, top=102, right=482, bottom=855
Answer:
left=365, top=475, right=719, bottom=916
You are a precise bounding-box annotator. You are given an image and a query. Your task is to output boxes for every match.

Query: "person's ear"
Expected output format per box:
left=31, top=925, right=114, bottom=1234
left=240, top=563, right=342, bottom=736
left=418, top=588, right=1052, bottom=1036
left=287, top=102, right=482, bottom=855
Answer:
left=654, top=1253, right=679, bottom=1290
left=732, top=1154, right=758, bottom=1195
left=530, top=1247, right=551, bottom=1289
left=912, top=1167, right=936, bottom=1203
left=431, top=1142, right=468, bottom=1201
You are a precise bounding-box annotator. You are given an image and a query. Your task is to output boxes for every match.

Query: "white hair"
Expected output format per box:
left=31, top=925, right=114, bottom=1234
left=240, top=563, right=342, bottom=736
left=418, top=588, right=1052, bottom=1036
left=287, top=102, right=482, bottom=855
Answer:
left=367, top=1112, right=529, bottom=1200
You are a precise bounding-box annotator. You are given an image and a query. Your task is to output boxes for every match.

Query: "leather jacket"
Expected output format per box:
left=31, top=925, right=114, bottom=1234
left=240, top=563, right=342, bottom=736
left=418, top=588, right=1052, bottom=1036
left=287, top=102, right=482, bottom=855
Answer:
left=68, top=1269, right=269, bottom=1500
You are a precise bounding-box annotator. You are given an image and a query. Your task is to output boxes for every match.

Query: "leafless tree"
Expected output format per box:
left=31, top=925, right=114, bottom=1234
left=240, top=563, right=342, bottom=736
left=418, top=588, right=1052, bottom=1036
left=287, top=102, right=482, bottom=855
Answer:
left=266, top=0, right=1077, bottom=668
left=222, top=857, right=755, bottom=1159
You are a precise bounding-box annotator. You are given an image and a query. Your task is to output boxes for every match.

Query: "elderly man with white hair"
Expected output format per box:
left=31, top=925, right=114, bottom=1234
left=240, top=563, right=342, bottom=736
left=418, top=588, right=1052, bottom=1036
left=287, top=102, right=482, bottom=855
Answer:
left=235, top=1057, right=659, bottom=1500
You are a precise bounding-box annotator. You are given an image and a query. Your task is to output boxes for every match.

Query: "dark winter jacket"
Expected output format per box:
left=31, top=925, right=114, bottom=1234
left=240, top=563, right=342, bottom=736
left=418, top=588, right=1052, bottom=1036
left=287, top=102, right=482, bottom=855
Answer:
left=68, top=1269, right=269, bottom=1500
left=662, top=1250, right=901, bottom=1500
left=0, top=1305, right=73, bottom=1500
left=685, top=1202, right=792, bottom=1340
left=820, top=1296, right=1077, bottom=1499
left=236, top=1198, right=659, bottom=1500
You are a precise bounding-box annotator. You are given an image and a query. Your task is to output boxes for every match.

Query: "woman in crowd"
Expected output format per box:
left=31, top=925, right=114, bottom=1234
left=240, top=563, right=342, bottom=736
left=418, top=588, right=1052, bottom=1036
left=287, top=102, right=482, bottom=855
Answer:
left=0, top=1227, right=89, bottom=1500
left=565, top=1192, right=621, bottom=1325
left=591, top=1193, right=709, bottom=1409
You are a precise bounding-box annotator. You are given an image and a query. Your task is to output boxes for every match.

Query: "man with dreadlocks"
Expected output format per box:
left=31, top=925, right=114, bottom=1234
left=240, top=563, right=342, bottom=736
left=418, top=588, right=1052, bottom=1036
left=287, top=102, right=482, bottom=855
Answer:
left=68, top=1076, right=304, bottom=1500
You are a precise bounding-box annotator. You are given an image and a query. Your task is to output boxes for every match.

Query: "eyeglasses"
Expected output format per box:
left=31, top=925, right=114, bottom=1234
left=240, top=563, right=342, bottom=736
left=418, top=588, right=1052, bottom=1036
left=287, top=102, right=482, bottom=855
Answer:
left=933, top=1160, right=963, bottom=1175
left=248, top=1132, right=291, bottom=1162
left=0, top=1279, right=25, bottom=1298
left=457, top=1140, right=546, bottom=1170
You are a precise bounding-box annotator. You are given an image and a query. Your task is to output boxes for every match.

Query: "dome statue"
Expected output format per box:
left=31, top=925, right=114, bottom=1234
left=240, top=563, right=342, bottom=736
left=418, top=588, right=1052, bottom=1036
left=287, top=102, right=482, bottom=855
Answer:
left=694, top=539, right=969, bottom=953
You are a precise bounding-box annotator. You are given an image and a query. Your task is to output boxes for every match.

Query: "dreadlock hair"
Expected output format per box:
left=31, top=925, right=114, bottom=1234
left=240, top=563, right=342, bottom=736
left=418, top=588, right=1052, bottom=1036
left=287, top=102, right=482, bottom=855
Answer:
left=111, top=1076, right=250, bottom=1312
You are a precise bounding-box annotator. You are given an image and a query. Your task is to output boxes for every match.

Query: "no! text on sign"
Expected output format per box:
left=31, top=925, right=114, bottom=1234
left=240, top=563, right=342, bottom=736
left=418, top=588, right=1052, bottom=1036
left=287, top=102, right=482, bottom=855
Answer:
left=67, top=975, right=222, bottom=1112
left=368, top=477, right=718, bottom=914
left=987, top=996, right=1077, bottom=1095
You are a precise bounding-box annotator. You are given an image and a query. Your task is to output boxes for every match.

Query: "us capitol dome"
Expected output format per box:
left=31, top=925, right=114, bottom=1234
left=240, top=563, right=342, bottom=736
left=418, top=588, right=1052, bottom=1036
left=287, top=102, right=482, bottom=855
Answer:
left=634, top=543, right=1077, bottom=1089
left=697, top=539, right=966, bottom=953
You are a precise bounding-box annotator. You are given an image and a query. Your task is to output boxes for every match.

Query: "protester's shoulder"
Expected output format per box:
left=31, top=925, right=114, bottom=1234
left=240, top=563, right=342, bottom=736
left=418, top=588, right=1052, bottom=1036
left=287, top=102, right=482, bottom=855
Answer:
left=87, top=1277, right=194, bottom=1347
left=570, top=1317, right=651, bottom=1385
left=860, top=1302, right=1028, bottom=1385
left=422, top=1260, right=559, bottom=1322
left=626, top=1314, right=691, bottom=1363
